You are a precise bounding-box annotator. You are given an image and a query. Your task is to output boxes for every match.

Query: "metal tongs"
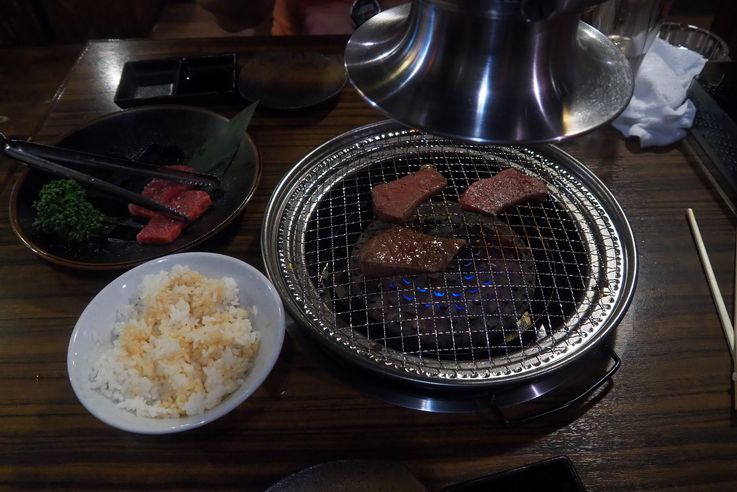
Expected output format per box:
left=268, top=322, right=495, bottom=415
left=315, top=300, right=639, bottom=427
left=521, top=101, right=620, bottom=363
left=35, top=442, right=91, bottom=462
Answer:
left=1, top=133, right=220, bottom=222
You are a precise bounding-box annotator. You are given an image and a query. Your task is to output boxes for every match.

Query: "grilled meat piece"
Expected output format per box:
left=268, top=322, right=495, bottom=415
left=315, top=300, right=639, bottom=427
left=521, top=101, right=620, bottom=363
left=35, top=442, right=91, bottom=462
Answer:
left=372, top=166, right=447, bottom=224
left=460, top=168, right=548, bottom=216
left=358, top=225, right=466, bottom=277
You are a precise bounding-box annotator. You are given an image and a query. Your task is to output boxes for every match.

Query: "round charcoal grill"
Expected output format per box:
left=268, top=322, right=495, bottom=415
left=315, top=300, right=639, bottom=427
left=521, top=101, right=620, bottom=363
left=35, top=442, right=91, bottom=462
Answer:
left=263, top=121, right=637, bottom=391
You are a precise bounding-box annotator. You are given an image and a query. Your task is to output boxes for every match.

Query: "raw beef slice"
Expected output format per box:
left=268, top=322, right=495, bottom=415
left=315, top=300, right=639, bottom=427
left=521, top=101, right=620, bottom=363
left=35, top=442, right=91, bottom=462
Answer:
left=372, top=166, right=447, bottom=224
left=460, top=168, right=548, bottom=215
left=136, top=190, right=213, bottom=245
left=128, top=165, right=196, bottom=218
left=171, top=189, right=213, bottom=221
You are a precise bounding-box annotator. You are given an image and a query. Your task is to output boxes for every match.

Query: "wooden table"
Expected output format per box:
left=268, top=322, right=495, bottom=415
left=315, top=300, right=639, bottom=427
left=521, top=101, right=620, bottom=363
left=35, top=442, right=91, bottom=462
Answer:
left=0, top=45, right=83, bottom=139
left=2, top=36, right=736, bottom=491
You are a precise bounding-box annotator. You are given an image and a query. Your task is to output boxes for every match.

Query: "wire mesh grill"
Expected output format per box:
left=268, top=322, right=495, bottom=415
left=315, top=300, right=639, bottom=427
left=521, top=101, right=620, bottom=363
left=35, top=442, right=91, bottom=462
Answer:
left=265, top=122, right=635, bottom=386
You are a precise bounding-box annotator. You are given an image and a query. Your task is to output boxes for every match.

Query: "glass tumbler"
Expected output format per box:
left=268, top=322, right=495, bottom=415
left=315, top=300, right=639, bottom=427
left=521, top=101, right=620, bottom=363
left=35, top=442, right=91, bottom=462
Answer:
left=582, top=0, right=673, bottom=77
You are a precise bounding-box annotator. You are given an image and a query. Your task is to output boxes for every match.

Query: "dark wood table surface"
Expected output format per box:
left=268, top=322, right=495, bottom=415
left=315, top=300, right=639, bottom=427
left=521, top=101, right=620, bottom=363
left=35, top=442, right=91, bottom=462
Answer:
left=2, top=35, right=737, bottom=491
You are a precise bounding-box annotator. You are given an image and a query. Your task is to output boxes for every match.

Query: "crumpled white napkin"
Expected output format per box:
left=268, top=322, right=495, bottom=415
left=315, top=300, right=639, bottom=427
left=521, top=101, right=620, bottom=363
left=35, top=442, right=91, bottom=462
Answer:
left=612, top=37, right=707, bottom=147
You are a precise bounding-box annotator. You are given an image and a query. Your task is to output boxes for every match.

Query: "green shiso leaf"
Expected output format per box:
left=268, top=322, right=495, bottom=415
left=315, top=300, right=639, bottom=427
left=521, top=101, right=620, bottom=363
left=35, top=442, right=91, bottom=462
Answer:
left=189, top=101, right=258, bottom=176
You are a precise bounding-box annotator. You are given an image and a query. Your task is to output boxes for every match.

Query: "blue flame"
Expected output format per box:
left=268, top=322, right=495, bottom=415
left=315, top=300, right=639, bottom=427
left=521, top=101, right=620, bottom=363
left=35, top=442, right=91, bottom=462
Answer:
left=433, top=290, right=446, bottom=298
left=451, top=291, right=462, bottom=298
left=416, top=286, right=428, bottom=293
left=402, top=294, right=414, bottom=302
left=463, top=274, right=475, bottom=281
left=454, top=303, right=465, bottom=312
left=402, top=277, right=412, bottom=285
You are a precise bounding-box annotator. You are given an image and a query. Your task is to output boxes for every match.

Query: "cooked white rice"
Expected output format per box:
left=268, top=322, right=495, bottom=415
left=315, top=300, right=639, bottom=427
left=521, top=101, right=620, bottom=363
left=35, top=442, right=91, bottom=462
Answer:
left=89, top=264, right=260, bottom=418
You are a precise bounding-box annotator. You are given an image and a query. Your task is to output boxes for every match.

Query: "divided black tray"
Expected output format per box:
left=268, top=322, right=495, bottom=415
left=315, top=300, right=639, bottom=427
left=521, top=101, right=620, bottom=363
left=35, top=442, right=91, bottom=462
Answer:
left=114, top=53, right=238, bottom=107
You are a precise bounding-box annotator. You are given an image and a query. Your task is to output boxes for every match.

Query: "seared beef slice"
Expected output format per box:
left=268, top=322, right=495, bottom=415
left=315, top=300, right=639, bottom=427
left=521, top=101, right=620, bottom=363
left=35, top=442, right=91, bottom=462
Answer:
left=372, top=166, right=447, bottom=224
left=460, top=168, right=548, bottom=215
left=359, top=226, right=466, bottom=277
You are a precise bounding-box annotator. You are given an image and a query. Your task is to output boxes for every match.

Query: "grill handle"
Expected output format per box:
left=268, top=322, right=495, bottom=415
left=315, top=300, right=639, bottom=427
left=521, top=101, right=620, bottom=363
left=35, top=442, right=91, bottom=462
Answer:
left=490, top=347, right=620, bottom=424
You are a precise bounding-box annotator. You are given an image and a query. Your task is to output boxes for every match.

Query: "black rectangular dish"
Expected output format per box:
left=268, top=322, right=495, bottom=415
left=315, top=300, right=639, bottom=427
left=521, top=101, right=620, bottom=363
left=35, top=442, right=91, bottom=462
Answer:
left=443, top=456, right=586, bottom=492
left=114, top=53, right=238, bottom=107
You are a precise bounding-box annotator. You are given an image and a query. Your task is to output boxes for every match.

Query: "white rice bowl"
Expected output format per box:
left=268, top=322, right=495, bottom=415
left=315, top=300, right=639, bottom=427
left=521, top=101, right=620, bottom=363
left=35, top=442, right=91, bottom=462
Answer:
left=67, top=252, right=285, bottom=434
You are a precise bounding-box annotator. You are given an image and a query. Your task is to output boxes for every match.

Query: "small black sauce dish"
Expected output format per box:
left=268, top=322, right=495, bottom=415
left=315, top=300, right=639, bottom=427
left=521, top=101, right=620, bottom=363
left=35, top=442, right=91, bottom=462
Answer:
left=114, top=53, right=238, bottom=108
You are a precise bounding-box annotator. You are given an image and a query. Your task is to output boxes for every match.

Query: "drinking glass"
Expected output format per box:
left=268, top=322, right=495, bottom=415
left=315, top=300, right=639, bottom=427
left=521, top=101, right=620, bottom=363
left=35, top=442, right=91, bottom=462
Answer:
left=582, top=0, right=673, bottom=77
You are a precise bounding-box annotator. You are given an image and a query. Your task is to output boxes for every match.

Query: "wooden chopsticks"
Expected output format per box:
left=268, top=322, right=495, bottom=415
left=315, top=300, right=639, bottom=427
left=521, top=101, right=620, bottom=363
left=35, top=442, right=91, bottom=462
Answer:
left=2, top=134, right=220, bottom=222
left=686, top=208, right=737, bottom=410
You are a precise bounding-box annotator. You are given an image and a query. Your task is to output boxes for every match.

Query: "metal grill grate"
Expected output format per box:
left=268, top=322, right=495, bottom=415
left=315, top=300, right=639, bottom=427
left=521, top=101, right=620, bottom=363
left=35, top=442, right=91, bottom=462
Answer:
left=346, top=203, right=539, bottom=359
left=688, top=79, right=737, bottom=208
left=264, top=122, right=636, bottom=387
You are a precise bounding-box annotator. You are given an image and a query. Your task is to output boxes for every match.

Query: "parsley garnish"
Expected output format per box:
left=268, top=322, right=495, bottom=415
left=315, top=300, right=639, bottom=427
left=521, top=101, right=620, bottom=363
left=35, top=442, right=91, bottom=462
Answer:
left=32, top=179, right=105, bottom=243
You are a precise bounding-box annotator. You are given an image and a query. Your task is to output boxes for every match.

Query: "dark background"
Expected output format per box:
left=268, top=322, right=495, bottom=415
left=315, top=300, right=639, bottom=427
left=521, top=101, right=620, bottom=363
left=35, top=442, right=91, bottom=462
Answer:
left=0, top=0, right=730, bottom=47
left=0, top=0, right=733, bottom=141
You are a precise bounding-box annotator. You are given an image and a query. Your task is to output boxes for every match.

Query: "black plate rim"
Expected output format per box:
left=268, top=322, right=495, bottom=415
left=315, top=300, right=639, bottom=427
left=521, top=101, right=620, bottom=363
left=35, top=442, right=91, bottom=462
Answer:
left=237, top=50, right=347, bottom=111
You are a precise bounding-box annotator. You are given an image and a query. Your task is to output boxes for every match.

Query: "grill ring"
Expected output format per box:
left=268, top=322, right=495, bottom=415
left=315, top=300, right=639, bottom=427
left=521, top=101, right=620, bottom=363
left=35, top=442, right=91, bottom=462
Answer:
left=262, top=121, right=637, bottom=389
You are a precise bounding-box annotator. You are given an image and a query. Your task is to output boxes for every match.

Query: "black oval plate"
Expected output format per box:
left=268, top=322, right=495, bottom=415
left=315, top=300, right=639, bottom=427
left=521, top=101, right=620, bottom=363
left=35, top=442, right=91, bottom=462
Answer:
left=9, top=105, right=261, bottom=270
